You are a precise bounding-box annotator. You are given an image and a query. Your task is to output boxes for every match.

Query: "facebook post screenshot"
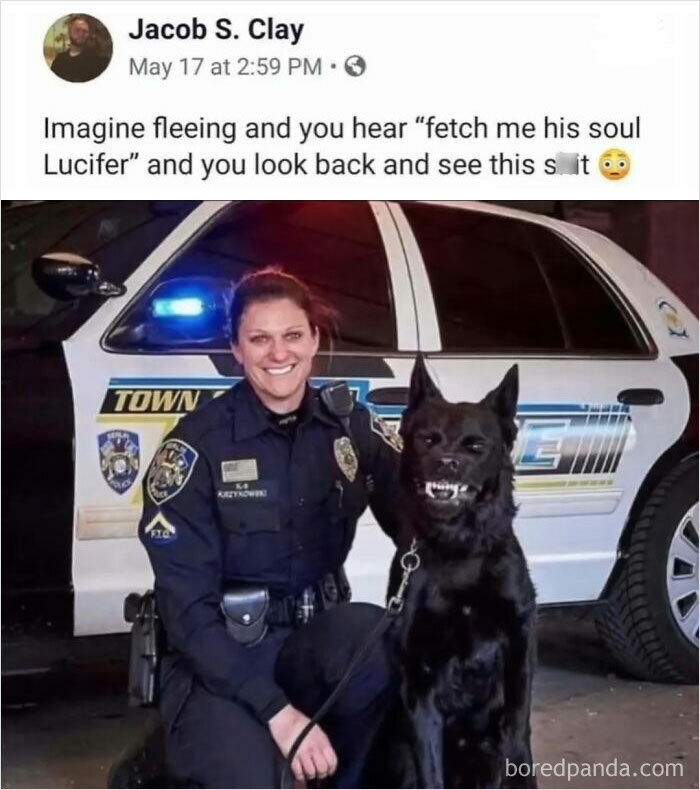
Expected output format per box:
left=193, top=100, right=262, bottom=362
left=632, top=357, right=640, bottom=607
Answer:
left=1, top=1, right=698, bottom=788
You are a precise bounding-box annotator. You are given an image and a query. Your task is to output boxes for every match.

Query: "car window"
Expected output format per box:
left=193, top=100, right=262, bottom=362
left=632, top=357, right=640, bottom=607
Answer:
left=529, top=224, right=645, bottom=354
left=1, top=201, right=195, bottom=340
left=401, top=202, right=565, bottom=352
left=403, top=203, right=646, bottom=355
left=105, top=201, right=396, bottom=353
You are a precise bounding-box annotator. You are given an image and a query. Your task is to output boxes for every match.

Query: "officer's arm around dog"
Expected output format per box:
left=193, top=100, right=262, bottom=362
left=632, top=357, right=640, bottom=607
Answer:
left=351, top=405, right=404, bottom=543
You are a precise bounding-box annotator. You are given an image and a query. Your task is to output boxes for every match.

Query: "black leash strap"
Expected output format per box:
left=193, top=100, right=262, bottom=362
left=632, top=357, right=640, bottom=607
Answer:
left=280, top=540, right=420, bottom=789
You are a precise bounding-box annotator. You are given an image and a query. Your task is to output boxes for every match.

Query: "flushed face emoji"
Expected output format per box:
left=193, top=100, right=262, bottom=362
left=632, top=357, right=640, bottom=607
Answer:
left=599, top=148, right=631, bottom=180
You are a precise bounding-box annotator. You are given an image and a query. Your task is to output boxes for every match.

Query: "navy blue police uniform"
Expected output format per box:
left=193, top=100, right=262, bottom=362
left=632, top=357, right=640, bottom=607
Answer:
left=138, top=378, right=402, bottom=788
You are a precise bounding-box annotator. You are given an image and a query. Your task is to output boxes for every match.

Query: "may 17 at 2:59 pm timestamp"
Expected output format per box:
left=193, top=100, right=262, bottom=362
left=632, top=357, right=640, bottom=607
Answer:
left=129, top=56, right=331, bottom=80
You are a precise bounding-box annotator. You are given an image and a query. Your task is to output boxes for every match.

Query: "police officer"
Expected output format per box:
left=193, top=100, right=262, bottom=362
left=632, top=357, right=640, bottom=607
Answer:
left=138, top=268, right=403, bottom=788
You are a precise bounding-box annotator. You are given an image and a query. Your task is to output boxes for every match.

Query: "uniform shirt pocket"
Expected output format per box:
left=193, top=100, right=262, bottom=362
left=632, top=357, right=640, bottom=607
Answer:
left=216, top=479, right=281, bottom=533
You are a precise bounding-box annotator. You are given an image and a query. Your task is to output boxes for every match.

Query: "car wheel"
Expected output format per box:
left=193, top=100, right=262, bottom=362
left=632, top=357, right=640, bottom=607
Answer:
left=596, top=457, right=699, bottom=683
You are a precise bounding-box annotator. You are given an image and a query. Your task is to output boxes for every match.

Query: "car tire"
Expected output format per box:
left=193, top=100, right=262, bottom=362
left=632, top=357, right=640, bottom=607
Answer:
left=596, top=457, right=699, bottom=683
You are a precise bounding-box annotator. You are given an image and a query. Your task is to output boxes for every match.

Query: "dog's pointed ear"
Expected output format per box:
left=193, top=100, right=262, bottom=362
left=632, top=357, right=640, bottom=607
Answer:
left=483, top=364, right=519, bottom=448
left=407, top=353, right=443, bottom=411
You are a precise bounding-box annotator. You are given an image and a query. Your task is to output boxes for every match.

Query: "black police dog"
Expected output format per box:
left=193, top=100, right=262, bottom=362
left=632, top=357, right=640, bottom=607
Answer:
left=376, top=356, right=536, bottom=789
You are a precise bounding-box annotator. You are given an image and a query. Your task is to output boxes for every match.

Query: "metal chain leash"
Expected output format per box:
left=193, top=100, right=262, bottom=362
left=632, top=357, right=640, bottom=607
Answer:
left=387, top=538, right=421, bottom=614
left=281, top=538, right=421, bottom=788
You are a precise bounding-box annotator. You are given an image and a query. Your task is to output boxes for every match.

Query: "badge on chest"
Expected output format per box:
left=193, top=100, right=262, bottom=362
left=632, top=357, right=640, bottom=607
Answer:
left=334, top=437, right=358, bottom=482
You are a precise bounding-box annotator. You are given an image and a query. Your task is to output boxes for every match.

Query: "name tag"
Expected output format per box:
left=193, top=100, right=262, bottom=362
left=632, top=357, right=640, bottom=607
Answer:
left=217, top=480, right=276, bottom=501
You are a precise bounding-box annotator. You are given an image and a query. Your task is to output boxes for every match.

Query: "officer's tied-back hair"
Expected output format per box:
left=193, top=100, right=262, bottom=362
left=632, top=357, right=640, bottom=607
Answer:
left=230, top=267, right=339, bottom=346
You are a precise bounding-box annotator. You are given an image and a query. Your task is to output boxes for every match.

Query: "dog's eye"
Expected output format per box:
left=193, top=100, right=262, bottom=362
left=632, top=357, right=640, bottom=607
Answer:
left=463, top=438, right=486, bottom=454
left=421, top=432, right=442, bottom=447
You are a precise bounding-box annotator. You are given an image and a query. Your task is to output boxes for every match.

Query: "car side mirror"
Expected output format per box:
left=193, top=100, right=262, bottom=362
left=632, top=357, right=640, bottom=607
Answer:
left=32, top=252, right=126, bottom=301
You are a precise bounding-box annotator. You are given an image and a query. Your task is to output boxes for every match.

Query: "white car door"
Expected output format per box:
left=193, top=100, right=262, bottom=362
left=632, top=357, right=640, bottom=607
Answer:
left=64, top=201, right=416, bottom=635
left=389, top=200, right=691, bottom=605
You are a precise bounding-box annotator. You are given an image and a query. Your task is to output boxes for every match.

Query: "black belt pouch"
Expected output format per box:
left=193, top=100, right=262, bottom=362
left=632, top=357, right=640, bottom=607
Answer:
left=221, top=586, right=269, bottom=646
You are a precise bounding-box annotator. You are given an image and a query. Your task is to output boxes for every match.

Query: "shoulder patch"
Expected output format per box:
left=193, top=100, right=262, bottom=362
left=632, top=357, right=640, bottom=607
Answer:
left=147, top=438, right=199, bottom=505
left=370, top=413, right=403, bottom=453
left=143, top=511, right=178, bottom=544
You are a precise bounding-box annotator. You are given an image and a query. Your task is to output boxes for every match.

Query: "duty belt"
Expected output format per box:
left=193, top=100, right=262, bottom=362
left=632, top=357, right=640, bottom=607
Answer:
left=267, top=570, right=351, bottom=626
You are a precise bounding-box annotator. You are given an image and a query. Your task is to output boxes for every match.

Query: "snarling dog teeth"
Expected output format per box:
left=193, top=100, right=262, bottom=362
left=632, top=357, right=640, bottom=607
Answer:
left=425, top=481, right=462, bottom=500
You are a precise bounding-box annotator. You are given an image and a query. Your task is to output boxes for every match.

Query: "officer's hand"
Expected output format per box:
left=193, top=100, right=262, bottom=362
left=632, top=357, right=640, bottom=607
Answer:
left=268, top=704, right=338, bottom=782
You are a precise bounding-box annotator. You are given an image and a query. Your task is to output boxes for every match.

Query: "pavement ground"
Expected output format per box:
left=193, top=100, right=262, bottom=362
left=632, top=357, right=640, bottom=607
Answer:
left=1, top=612, right=697, bottom=789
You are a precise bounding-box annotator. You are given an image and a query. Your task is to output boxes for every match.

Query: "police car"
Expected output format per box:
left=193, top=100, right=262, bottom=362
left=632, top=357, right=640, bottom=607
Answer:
left=3, top=200, right=697, bottom=683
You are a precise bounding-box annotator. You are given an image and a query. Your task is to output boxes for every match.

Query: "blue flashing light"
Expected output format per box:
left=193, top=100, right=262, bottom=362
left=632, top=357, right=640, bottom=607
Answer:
left=153, top=297, right=204, bottom=318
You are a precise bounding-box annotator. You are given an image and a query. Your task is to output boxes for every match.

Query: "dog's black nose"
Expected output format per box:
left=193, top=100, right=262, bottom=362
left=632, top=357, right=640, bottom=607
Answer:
left=440, top=457, right=461, bottom=474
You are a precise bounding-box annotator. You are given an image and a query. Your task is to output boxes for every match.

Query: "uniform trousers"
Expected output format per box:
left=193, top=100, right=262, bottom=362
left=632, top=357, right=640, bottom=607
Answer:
left=161, top=603, right=396, bottom=789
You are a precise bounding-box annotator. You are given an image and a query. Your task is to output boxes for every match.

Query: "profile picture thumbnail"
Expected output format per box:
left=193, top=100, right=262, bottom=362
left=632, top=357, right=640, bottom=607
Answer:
left=44, top=14, right=112, bottom=83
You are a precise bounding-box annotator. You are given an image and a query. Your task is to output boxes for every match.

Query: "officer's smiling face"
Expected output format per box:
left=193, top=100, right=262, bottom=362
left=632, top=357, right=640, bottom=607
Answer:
left=232, top=297, right=319, bottom=413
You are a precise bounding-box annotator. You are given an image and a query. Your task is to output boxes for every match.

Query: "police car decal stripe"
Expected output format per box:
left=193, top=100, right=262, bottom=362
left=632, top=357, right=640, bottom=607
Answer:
left=513, top=404, right=632, bottom=491
left=99, top=378, right=633, bottom=492
left=100, top=378, right=372, bottom=415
